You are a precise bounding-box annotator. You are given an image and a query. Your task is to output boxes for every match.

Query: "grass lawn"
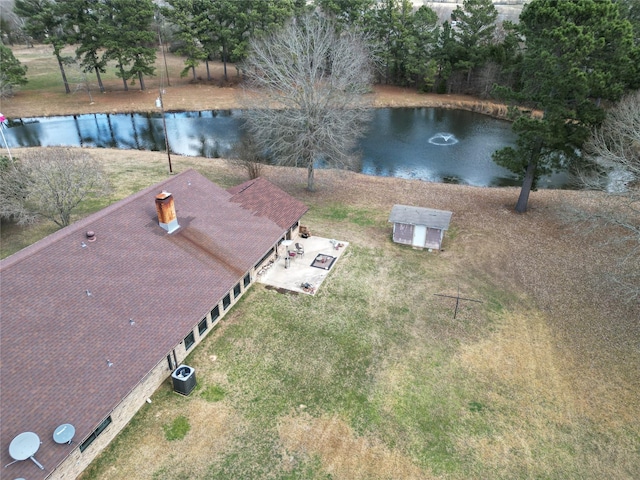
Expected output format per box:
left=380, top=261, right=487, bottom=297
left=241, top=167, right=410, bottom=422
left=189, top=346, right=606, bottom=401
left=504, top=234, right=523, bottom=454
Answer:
left=2, top=45, right=637, bottom=480
left=3, top=149, right=637, bottom=480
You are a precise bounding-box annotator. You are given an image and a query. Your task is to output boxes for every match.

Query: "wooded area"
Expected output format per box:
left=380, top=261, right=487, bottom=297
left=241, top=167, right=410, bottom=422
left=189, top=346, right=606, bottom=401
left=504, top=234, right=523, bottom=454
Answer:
left=1, top=0, right=638, bottom=262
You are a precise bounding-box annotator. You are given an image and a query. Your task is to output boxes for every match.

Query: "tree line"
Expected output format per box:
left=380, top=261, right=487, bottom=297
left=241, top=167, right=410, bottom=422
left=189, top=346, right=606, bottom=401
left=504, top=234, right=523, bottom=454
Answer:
left=5, top=0, right=310, bottom=93
left=5, top=0, right=636, bottom=98
left=1, top=0, right=638, bottom=298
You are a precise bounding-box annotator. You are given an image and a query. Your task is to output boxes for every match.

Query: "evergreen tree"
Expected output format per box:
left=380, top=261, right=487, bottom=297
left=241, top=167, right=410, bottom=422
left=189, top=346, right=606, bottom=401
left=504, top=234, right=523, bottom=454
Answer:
left=200, top=0, right=242, bottom=82
left=102, top=0, right=156, bottom=91
left=14, top=0, right=72, bottom=93
left=316, top=0, right=375, bottom=30
left=0, top=44, right=28, bottom=97
left=163, top=0, right=208, bottom=80
left=433, top=21, right=457, bottom=93
left=235, top=0, right=302, bottom=65
left=404, top=5, right=440, bottom=90
left=368, top=0, right=414, bottom=85
left=450, top=0, right=498, bottom=87
left=493, top=0, right=638, bottom=213
left=60, top=0, right=109, bottom=93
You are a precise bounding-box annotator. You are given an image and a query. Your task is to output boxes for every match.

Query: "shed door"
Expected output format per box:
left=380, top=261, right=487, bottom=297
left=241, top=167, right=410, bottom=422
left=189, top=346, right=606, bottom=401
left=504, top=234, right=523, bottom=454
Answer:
left=412, top=225, right=427, bottom=247
left=425, top=228, right=441, bottom=249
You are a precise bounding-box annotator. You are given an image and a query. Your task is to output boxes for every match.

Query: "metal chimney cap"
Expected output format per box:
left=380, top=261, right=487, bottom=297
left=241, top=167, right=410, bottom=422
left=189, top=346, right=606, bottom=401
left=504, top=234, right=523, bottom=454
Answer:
left=156, top=191, right=172, bottom=200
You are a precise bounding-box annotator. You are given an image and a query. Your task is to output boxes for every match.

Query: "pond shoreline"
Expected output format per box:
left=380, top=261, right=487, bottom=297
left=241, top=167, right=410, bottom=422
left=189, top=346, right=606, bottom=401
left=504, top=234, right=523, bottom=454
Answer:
left=4, top=108, right=533, bottom=187
left=2, top=82, right=513, bottom=120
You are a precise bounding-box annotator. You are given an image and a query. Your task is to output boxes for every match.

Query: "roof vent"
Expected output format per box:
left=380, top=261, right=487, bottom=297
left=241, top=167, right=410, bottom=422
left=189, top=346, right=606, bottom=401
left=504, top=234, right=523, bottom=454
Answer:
left=155, top=191, right=180, bottom=234
left=86, top=231, right=96, bottom=242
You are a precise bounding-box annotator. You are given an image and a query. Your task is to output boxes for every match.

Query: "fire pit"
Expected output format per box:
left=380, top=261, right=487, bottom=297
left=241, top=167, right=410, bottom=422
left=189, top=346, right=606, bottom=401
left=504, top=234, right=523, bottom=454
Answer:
left=311, top=254, right=336, bottom=270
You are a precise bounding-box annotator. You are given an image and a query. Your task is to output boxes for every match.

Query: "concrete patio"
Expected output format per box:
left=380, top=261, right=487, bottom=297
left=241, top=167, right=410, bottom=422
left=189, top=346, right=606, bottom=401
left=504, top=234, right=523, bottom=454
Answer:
left=256, top=236, right=349, bottom=294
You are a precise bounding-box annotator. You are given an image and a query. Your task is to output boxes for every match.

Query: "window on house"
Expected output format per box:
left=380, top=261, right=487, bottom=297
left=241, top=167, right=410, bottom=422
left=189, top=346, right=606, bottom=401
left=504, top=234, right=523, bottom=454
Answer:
left=233, top=283, right=241, bottom=298
left=256, top=248, right=274, bottom=268
left=80, top=416, right=112, bottom=452
left=223, top=293, right=231, bottom=310
left=211, top=305, right=220, bottom=322
left=184, top=331, right=195, bottom=350
left=243, top=273, right=251, bottom=288
left=167, top=354, right=174, bottom=371
left=198, top=317, right=208, bottom=336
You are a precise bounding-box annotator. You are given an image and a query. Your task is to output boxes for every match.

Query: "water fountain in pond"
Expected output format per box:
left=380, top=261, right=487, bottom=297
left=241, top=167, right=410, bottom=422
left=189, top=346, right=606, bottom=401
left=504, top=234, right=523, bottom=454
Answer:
left=428, top=132, right=459, bottom=146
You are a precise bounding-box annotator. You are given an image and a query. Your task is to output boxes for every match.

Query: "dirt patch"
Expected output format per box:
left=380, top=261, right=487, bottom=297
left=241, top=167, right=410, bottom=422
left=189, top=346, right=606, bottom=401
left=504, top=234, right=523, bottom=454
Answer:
left=92, top=399, right=242, bottom=480
left=264, top=285, right=299, bottom=295
left=278, top=413, right=434, bottom=480
left=457, top=310, right=574, bottom=408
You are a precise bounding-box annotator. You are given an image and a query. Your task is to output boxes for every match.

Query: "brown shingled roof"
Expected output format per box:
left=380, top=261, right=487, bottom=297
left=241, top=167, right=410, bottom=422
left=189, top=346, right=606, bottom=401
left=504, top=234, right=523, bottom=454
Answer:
left=228, top=177, right=308, bottom=230
left=0, top=170, right=304, bottom=478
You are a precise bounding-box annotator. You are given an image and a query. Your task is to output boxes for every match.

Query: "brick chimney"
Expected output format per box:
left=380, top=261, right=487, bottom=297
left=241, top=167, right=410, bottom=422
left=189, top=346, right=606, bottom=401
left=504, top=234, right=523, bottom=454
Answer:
left=155, top=191, right=180, bottom=233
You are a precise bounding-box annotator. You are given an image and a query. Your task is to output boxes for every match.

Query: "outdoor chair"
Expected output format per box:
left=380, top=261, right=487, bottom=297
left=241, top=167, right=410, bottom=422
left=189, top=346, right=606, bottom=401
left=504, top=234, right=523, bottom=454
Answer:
left=295, top=243, right=304, bottom=257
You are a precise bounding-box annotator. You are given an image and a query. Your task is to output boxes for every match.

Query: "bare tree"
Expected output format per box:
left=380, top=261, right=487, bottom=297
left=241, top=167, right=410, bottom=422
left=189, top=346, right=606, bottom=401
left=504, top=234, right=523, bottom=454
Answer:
left=241, top=13, right=374, bottom=191
left=229, top=134, right=266, bottom=180
left=0, top=147, right=110, bottom=228
left=573, top=90, right=640, bottom=301
left=583, top=91, right=640, bottom=189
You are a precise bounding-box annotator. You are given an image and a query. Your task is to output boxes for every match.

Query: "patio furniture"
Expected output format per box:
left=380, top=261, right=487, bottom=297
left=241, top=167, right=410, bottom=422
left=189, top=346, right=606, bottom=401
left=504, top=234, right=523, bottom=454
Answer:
left=295, top=243, right=304, bottom=257
left=288, top=251, right=297, bottom=261
left=299, top=225, right=311, bottom=238
left=301, top=282, right=315, bottom=294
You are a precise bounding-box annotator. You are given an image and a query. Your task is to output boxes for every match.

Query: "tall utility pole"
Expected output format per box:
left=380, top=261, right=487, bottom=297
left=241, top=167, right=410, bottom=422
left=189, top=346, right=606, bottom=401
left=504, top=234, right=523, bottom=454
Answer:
left=157, top=15, right=171, bottom=87
left=154, top=11, right=172, bottom=173
left=155, top=90, right=173, bottom=174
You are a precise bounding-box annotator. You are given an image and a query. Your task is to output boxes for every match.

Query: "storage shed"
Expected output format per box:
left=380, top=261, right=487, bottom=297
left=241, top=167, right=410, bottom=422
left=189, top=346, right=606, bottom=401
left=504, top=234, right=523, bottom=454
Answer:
left=389, top=205, right=452, bottom=250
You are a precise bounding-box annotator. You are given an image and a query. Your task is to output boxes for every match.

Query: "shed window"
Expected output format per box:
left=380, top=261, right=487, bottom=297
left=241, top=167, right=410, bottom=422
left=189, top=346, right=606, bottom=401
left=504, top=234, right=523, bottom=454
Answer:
left=223, top=293, right=231, bottom=310
left=233, top=283, right=241, bottom=298
left=211, top=305, right=220, bottom=322
left=198, top=317, right=208, bottom=336
left=243, top=273, right=251, bottom=287
left=184, top=331, right=195, bottom=350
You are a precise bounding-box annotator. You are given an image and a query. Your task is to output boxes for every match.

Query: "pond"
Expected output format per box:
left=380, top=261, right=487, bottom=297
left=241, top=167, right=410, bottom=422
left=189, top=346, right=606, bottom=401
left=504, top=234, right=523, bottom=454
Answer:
left=1, top=108, right=570, bottom=188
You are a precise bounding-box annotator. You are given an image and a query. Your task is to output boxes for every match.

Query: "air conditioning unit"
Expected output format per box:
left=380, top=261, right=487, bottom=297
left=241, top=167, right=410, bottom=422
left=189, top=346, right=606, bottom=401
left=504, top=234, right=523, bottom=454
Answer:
left=171, top=365, right=196, bottom=396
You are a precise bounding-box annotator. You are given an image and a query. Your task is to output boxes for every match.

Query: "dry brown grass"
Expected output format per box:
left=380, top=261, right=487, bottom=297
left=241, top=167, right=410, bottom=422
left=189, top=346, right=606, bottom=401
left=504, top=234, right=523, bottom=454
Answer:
left=4, top=45, right=638, bottom=478
left=95, top=398, right=243, bottom=480
left=266, top=165, right=640, bottom=431
left=278, top=413, right=434, bottom=480
left=5, top=146, right=638, bottom=479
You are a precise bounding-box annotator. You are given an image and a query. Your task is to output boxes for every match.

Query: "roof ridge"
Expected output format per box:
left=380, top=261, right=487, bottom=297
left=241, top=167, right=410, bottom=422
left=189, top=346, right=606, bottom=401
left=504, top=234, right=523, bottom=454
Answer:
left=0, top=169, right=197, bottom=269
left=234, top=177, right=259, bottom=195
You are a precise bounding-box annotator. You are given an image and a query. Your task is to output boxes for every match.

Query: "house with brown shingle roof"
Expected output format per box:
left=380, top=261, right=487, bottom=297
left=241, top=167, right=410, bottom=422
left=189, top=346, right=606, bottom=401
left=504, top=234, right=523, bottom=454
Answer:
left=0, top=169, right=308, bottom=479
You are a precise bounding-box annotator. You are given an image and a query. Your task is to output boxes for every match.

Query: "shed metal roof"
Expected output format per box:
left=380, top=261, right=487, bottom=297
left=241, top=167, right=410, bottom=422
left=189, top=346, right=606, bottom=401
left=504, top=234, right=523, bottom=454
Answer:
left=388, top=204, right=453, bottom=230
